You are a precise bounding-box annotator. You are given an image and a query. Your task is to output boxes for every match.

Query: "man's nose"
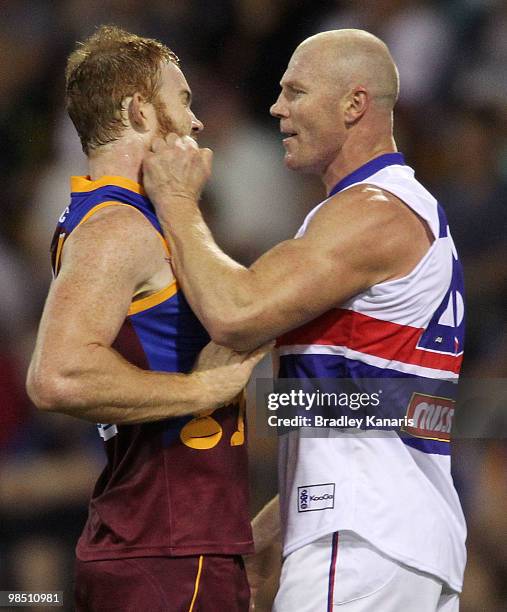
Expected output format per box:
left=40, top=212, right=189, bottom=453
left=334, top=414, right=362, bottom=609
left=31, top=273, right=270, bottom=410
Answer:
left=270, top=95, right=287, bottom=118
left=191, top=113, right=204, bottom=133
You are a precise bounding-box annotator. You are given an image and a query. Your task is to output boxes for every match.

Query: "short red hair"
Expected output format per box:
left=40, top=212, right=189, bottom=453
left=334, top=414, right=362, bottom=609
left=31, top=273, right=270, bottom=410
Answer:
left=65, top=25, right=179, bottom=154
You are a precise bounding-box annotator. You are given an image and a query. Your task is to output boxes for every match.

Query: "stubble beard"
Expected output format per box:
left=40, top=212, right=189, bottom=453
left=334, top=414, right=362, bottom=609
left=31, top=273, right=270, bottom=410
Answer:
left=153, top=97, right=179, bottom=139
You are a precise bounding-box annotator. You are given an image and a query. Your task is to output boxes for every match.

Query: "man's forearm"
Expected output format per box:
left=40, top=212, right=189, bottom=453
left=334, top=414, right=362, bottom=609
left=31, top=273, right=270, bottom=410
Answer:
left=28, top=344, right=210, bottom=424
left=27, top=340, right=257, bottom=425
left=157, top=197, right=257, bottom=343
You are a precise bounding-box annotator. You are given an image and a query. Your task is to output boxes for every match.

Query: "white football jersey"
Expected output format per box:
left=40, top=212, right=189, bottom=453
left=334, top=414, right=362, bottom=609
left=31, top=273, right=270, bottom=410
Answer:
left=275, top=153, right=467, bottom=592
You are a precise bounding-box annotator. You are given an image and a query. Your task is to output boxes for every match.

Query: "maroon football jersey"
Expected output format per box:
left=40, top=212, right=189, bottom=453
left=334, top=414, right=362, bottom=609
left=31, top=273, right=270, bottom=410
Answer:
left=55, top=177, right=253, bottom=560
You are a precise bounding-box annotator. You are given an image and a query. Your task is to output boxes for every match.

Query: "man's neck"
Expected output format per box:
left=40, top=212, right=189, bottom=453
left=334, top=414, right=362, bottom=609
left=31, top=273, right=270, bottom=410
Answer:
left=88, top=138, right=146, bottom=184
left=323, top=138, right=397, bottom=195
left=322, top=113, right=397, bottom=194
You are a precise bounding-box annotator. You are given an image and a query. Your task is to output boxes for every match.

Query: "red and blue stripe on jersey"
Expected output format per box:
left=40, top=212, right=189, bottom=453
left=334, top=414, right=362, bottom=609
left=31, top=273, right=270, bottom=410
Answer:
left=276, top=154, right=465, bottom=456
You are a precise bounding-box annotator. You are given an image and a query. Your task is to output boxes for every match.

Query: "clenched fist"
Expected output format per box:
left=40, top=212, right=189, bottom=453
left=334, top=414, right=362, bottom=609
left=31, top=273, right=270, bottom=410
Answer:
left=143, top=133, right=213, bottom=207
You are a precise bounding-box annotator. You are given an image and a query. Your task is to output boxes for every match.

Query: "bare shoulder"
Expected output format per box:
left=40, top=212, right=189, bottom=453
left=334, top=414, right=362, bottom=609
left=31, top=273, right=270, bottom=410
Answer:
left=65, top=204, right=162, bottom=255
left=313, top=184, right=428, bottom=230
left=304, top=183, right=433, bottom=283
left=60, top=204, right=168, bottom=287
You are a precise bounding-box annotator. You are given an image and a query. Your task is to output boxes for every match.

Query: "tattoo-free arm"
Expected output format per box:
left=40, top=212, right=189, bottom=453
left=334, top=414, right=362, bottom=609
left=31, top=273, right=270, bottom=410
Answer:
left=27, top=207, right=267, bottom=423
left=151, top=186, right=431, bottom=351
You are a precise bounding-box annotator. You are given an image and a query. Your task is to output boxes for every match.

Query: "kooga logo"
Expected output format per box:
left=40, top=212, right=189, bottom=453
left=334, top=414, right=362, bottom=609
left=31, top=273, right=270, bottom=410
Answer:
left=310, top=494, right=333, bottom=501
left=298, top=483, right=335, bottom=513
left=299, top=489, right=309, bottom=510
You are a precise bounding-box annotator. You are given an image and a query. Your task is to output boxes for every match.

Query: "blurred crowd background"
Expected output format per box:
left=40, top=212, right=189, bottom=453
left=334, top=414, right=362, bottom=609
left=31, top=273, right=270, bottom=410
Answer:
left=0, top=0, right=506, bottom=610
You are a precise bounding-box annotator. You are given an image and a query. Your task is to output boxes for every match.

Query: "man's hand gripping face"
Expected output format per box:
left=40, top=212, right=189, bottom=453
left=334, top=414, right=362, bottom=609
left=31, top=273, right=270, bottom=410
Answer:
left=143, top=133, right=213, bottom=206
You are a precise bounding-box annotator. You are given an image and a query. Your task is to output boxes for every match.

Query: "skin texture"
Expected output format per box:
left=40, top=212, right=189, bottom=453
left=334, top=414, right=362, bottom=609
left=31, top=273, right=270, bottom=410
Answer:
left=142, top=32, right=430, bottom=350
left=27, top=60, right=270, bottom=423
left=87, top=62, right=202, bottom=185
left=141, top=29, right=433, bottom=606
left=271, top=29, right=399, bottom=188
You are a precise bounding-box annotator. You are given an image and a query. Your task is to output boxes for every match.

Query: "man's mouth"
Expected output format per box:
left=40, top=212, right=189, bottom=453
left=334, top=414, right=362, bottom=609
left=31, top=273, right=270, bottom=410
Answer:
left=282, top=131, right=298, bottom=144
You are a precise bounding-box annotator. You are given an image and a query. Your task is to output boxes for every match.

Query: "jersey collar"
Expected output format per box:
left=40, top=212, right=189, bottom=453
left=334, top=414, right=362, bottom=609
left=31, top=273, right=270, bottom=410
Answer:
left=71, top=175, right=146, bottom=195
left=328, top=152, right=405, bottom=197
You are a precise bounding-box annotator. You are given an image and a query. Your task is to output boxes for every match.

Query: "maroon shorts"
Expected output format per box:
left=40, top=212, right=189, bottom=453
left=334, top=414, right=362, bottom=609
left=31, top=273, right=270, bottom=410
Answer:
left=75, top=555, right=250, bottom=611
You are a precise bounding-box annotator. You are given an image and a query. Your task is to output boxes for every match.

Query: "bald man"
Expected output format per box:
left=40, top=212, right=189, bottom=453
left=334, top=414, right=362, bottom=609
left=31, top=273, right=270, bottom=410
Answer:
left=143, top=29, right=466, bottom=612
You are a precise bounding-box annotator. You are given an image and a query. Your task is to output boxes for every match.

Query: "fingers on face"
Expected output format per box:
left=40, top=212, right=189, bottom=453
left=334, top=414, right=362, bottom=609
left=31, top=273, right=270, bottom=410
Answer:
left=150, top=137, right=166, bottom=152
left=201, top=147, right=213, bottom=169
left=151, top=133, right=178, bottom=152
left=180, top=135, right=198, bottom=149
left=164, top=132, right=179, bottom=146
left=152, top=132, right=212, bottom=169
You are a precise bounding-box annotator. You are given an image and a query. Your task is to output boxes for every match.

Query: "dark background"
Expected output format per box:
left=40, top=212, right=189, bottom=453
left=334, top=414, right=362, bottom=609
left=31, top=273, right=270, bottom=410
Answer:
left=0, top=1, right=506, bottom=610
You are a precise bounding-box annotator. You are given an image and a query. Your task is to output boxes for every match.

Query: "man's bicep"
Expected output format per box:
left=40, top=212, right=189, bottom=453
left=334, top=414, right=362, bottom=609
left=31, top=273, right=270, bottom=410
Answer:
left=246, top=198, right=397, bottom=337
left=247, top=237, right=353, bottom=337
left=38, top=212, right=160, bottom=354
left=44, top=254, right=133, bottom=350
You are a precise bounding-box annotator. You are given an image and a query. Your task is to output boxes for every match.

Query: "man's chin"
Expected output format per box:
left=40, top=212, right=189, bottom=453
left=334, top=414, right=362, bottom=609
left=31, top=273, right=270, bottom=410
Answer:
left=284, top=153, right=312, bottom=174
left=284, top=152, right=299, bottom=170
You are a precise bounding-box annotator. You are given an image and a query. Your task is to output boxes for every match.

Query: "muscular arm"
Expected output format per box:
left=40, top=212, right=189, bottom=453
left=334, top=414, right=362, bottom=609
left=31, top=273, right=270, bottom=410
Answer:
left=143, top=140, right=432, bottom=350
left=27, top=206, right=267, bottom=423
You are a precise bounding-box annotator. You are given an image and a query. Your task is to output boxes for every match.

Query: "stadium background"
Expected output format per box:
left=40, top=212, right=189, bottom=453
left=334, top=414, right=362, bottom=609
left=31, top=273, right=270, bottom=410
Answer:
left=0, top=1, right=506, bottom=610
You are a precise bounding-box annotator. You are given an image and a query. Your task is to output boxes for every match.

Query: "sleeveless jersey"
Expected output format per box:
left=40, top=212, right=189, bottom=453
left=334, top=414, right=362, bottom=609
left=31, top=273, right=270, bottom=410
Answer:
left=51, top=175, right=253, bottom=560
left=275, top=154, right=466, bottom=592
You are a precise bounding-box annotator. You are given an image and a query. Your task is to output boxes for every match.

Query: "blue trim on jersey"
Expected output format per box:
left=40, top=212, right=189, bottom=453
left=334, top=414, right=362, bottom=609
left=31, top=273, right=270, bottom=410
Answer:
left=129, top=292, right=208, bottom=373
left=278, top=353, right=453, bottom=455
left=327, top=532, right=339, bottom=612
left=68, top=185, right=163, bottom=235
left=278, top=353, right=411, bottom=380
left=401, top=435, right=451, bottom=456
left=58, top=179, right=209, bottom=376
left=416, top=254, right=465, bottom=355
left=437, top=203, right=448, bottom=239
left=328, top=153, right=406, bottom=197
left=416, top=203, right=465, bottom=356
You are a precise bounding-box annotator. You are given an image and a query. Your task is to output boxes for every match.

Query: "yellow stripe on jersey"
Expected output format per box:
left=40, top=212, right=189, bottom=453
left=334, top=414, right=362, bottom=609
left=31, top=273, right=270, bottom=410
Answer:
left=75, top=201, right=171, bottom=256
left=156, top=231, right=170, bottom=256
left=75, top=201, right=133, bottom=228
left=71, top=175, right=146, bottom=195
left=70, top=200, right=175, bottom=315
left=188, top=556, right=204, bottom=612
left=128, top=282, right=178, bottom=316
left=54, top=232, right=66, bottom=275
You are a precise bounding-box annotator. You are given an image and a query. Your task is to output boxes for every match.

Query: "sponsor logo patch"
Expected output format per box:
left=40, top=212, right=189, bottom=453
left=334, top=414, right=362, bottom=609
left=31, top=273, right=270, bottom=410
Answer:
left=402, top=393, right=455, bottom=442
left=297, top=483, right=335, bottom=513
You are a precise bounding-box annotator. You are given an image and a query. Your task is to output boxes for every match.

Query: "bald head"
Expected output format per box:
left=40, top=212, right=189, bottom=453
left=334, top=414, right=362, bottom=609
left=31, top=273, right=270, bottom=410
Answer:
left=271, top=29, right=398, bottom=178
left=294, top=29, right=399, bottom=110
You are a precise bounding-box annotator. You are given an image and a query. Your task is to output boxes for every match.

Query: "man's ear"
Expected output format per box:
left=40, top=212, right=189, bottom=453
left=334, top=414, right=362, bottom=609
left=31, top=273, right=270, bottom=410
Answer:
left=343, top=88, right=368, bottom=125
left=128, top=92, right=151, bottom=133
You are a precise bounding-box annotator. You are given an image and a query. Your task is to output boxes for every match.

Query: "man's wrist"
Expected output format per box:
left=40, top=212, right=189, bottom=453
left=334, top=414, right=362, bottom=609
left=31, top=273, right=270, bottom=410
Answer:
left=187, top=370, right=219, bottom=414
left=155, top=191, right=199, bottom=208
left=152, top=192, right=201, bottom=228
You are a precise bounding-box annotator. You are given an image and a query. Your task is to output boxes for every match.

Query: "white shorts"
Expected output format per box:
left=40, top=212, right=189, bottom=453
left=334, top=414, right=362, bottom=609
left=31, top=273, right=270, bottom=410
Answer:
left=273, top=532, right=459, bottom=612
